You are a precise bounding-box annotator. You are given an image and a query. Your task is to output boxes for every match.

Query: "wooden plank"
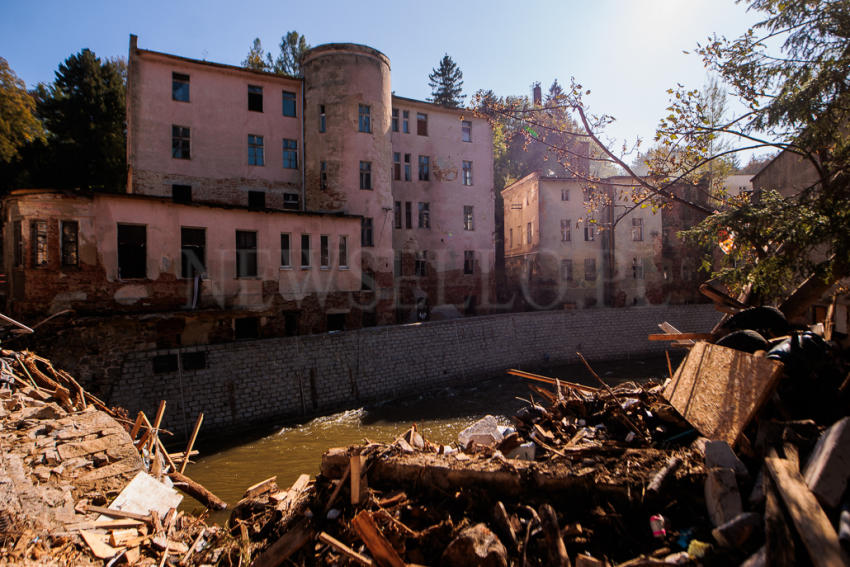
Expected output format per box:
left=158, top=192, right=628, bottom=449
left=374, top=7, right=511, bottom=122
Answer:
left=662, top=342, right=784, bottom=445
left=242, top=476, right=277, bottom=500
left=764, top=473, right=796, bottom=567
left=249, top=519, right=313, bottom=567
left=68, top=518, right=143, bottom=530
left=81, top=504, right=151, bottom=523
left=350, top=510, right=406, bottom=567
left=180, top=413, right=203, bottom=474
left=507, top=369, right=598, bottom=393
left=169, top=471, right=227, bottom=510
left=765, top=457, right=850, bottom=567
left=319, top=531, right=374, bottom=566
left=648, top=333, right=714, bottom=341
left=351, top=453, right=362, bottom=505
left=79, top=530, right=119, bottom=559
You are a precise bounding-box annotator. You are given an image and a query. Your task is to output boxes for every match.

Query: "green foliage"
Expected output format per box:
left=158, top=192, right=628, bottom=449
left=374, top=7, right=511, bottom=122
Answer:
left=428, top=54, right=465, bottom=108
left=243, top=32, right=310, bottom=76
left=0, top=58, right=44, bottom=163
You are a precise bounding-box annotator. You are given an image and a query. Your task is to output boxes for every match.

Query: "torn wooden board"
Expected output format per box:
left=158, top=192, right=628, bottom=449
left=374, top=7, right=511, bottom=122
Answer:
left=79, top=530, right=119, bottom=559
left=662, top=342, right=783, bottom=446
left=97, top=470, right=182, bottom=522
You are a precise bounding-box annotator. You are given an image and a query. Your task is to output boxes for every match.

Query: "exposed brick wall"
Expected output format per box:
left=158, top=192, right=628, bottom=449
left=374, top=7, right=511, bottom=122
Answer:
left=110, top=304, right=719, bottom=441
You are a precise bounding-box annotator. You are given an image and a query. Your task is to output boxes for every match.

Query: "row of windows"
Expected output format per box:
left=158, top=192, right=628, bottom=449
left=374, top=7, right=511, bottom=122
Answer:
left=172, top=72, right=298, bottom=117
left=390, top=109, right=473, bottom=142
left=171, top=184, right=299, bottom=210
left=393, top=250, right=477, bottom=277
left=12, top=220, right=79, bottom=268
left=390, top=203, right=474, bottom=231
left=173, top=127, right=299, bottom=169
left=507, top=218, right=644, bottom=248
left=557, top=257, right=646, bottom=282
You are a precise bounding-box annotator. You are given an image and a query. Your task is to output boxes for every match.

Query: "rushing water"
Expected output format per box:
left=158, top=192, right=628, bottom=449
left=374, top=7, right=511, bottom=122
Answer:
left=183, top=354, right=679, bottom=518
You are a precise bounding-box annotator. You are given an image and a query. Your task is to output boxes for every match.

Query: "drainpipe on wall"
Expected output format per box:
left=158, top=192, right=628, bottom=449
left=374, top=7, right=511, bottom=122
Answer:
left=300, top=83, right=306, bottom=211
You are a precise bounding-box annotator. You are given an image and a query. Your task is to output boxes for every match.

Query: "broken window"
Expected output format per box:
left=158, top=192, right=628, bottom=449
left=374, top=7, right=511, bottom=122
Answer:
left=320, top=235, right=329, bottom=268
left=584, top=258, right=597, bottom=281
left=280, top=233, right=291, bottom=267
left=462, top=120, right=472, bottom=142
left=463, top=206, right=474, bottom=231
left=339, top=236, right=348, bottom=267
left=394, top=201, right=402, bottom=229
left=30, top=220, right=47, bottom=267
left=418, top=202, right=430, bottom=229
left=320, top=161, right=328, bottom=189
left=417, top=112, right=428, bottom=136
left=584, top=224, right=596, bottom=241
left=361, top=218, right=373, bottom=247
left=359, top=161, right=372, bottom=190
left=358, top=104, right=371, bottom=133
left=404, top=154, right=411, bottom=181
left=418, top=155, right=429, bottom=181
left=234, top=317, right=259, bottom=339
left=235, top=230, right=257, bottom=277
left=402, top=110, right=410, bottom=133
left=632, top=217, right=643, bottom=241
left=393, top=152, right=401, bottom=181
left=301, top=234, right=311, bottom=267
left=248, top=190, right=265, bottom=209
left=464, top=250, right=474, bottom=275
left=12, top=221, right=22, bottom=267
left=282, top=138, right=298, bottom=169
left=172, top=184, right=192, bottom=203
left=319, top=104, right=326, bottom=132
left=283, top=192, right=300, bottom=210
left=180, top=227, right=206, bottom=278
left=561, top=219, right=571, bottom=242
left=248, top=85, right=263, bottom=112
left=61, top=221, right=78, bottom=267
left=172, top=125, right=190, bottom=159
left=415, top=251, right=427, bottom=276
left=405, top=202, right=412, bottom=229
left=282, top=90, right=296, bottom=117
left=248, top=135, right=264, bottom=166
left=561, top=259, right=573, bottom=281
left=391, top=109, right=399, bottom=132
left=172, top=72, right=189, bottom=102
left=462, top=161, right=473, bottom=186
left=117, top=224, right=147, bottom=279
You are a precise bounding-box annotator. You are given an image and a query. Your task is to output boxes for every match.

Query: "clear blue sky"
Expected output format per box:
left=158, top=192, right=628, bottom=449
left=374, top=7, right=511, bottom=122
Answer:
left=2, top=0, right=763, bottom=153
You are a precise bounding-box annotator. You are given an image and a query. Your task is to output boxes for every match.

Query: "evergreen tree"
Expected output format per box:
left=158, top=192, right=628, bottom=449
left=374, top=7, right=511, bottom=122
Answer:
left=428, top=54, right=465, bottom=108
left=242, top=32, right=310, bottom=77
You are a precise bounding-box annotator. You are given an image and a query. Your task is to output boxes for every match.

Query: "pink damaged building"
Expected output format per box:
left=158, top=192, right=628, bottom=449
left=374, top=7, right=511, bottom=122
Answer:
left=3, top=36, right=495, bottom=341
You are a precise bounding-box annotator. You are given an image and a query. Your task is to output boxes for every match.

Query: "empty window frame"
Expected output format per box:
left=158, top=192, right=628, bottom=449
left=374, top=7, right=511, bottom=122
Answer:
left=632, top=217, right=644, bottom=241
left=358, top=104, right=371, bottom=132
left=584, top=258, right=597, bottom=281
left=320, top=161, right=328, bottom=189
left=414, top=251, right=427, bottom=276
left=394, top=201, right=402, bottom=229
left=282, top=138, right=298, bottom=169
left=393, top=152, right=401, bottom=181
left=248, top=85, right=263, bottom=112
left=172, top=184, right=191, bottom=203
left=61, top=220, right=79, bottom=267
left=181, top=351, right=207, bottom=371
left=280, top=233, right=291, bottom=267
left=301, top=234, right=311, bottom=267
left=236, top=230, right=257, bottom=277
left=30, top=220, right=47, bottom=267
left=394, top=250, right=402, bottom=277
left=283, top=193, right=299, bottom=210
left=117, top=224, right=147, bottom=279
left=359, top=161, right=372, bottom=190
left=338, top=235, right=348, bottom=268
left=180, top=227, right=206, bottom=278
left=464, top=250, right=474, bottom=274
left=561, top=219, right=571, bottom=241
left=463, top=206, right=474, bottom=231
left=462, top=161, right=473, bottom=186
left=508, top=228, right=513, bottom=249
left=561, top=259, right=573, bottom=281
left=462, top=120, right=472, bottom=142
left=282, top=90, right=296, bottom=117
left=12, top=221, right=22, bottom=267
left=361, top=218, right=373, bottom=247
left=248, top=135, right=264, bottom=166
left=320, top=235, right=329, bottom=268
left=235, top=317, right=259, bottom=339
left=318, top=104, right=326, bottom=132
left=561, top=189, right=570, bottom=201
left=172, top=125, right=190, bottom=159
left=584, top=224, right=596, bottom=241
left=172, top=72, right=189, bottom=102
left=391, top=109, right=399, bottom=132
left=248, top=190, right=265, bottom=209
left=418, top=155, right=429, bottom=181
left=633, top=257, right=644, bottom=279
left=418, top=202, right=430, bottom=229
left=402, top=110, right=410, bottom=133
left=527, top=222, right=533, bottom=244
left=404, top=153, right=411, bottom=181
left=417, top=112, right=428, bottom=136
left=405, top=202, right=412, bottom=229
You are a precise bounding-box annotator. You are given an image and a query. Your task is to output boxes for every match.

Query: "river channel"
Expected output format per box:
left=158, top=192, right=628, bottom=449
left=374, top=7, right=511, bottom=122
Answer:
left=184, top=354, right=680, bottom=517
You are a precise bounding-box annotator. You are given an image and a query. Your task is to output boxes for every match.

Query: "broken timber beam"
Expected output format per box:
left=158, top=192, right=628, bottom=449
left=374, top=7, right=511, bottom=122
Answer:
left=168, top=471, right=227, bottom=510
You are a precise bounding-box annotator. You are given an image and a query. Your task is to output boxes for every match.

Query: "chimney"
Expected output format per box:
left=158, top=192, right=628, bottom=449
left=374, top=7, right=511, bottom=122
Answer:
left=532, top=83, right=542, bottom=106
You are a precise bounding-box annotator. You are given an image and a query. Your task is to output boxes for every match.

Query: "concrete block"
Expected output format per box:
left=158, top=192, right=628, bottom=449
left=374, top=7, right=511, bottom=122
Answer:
left=458, top=415, right=504, bottom=448
left=804, top=417, right=850, bottom=509
left=705, top=440, right=749, bottom=479
left=705, top=467, right=743, bottom=527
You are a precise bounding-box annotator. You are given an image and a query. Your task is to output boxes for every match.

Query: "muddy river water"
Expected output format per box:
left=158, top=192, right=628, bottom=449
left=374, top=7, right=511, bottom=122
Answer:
left=183, top=354, right=679, bottom=518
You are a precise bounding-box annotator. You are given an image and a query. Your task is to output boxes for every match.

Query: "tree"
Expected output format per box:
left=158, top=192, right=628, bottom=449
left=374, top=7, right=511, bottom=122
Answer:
left=37, top=49, right=126, bottom=192
left=242, top=38, right=268, bottom=71
left=428, top=54, right=465, bottom=108
left=0, top=57, right=43, bottom=163
left=242, top=31, right=310, bottom=76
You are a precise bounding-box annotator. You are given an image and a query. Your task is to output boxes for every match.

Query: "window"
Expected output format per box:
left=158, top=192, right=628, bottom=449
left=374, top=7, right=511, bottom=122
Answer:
left=282, top=90, right=296, bottom=117
left=117, top=224, right=147, bottom=279
left=181, top=351, right=207, bottom=371
left=30, top=220, right=47, bottom=267
left=248, top=135, right=264, bottom=166
left=339, top=235, right=348, bottom=268
left=61, top=221, right=78, bottom=267
left=415, top=251, right=427, bottom=276
left=418, top=202, right=430, bottom=229
left=248, top=85, right=263, bottom=112
left=393, top=152, right=401, bottom=180
left=392, top=109, right=399, bottom=132
left=320, top=235, right=329, bottom=268
left=584, top=224, right=596, bottom=241
left=12, top=221, right=22, bottom=267
left=561, top=219, right=571, bottom=241
left=508, top=228, right=513, bottom=249
left=527, top=222, right=533, bottom=244
left=320, top=161, right=328, bottom=189
left=402, top=110, right=410, bottom=133
left=404, top=153, right=411, bottom=181
left=462, top=120, right=472, bottom=142
left=282, top=138, right=298, bottom=169
left=394, top=250, right=402, bottom=277
left=172, top=125, right=190, bottom=159
left=561, top=259, right=573, bottom=281
left=417, top=112, right=428, bottom=135
left=172, top=72, right=189, bottom=102
left=584, top=258, right=597, bottom=281
left=405, top=202, right=412, bottom=229
left=284, top=311, right=299, bottom=336
left=462, top=161, right=473, bottom=186
left=464, top=250, right=474, bottom=274
left=172, top=184, right=191, bottom=203
left=283, top=193, right=299, bottom=210
left=280, top=233, right=291, bottom=267
left=463, top=206, right=474, bottom=231
left=248, top=190, right=265, bottom=209
left=361, top=268, right=375, bottom=291
left=394, top=201, right=402, bottom=229
left=632, top=217, right=644, bottom=241
left=561, top=189, right=570, bottom=201
left=361, top=218, right=373, bottom=247
left=301, top=234, right=311, bottom=268
left=317, top=105, right=327, bottom=133
left=418, top=155, right=429, bottom=181
left=235, top=317, right=259, bottom=340
left=236, top=230, right=257, bottom=277
left=633, top=257, right=644, bottom=279
left=180, top=227, right=205, bottom=278
left=358, top=104, right=371, bottom=132
left=153, top=354, right=178, bottom=374
left=359, top=161, right=372, bottom=190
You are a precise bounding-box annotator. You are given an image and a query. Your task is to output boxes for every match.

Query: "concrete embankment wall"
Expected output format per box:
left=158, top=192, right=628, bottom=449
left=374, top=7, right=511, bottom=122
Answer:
left=112, top=304, right=718, bottom=440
